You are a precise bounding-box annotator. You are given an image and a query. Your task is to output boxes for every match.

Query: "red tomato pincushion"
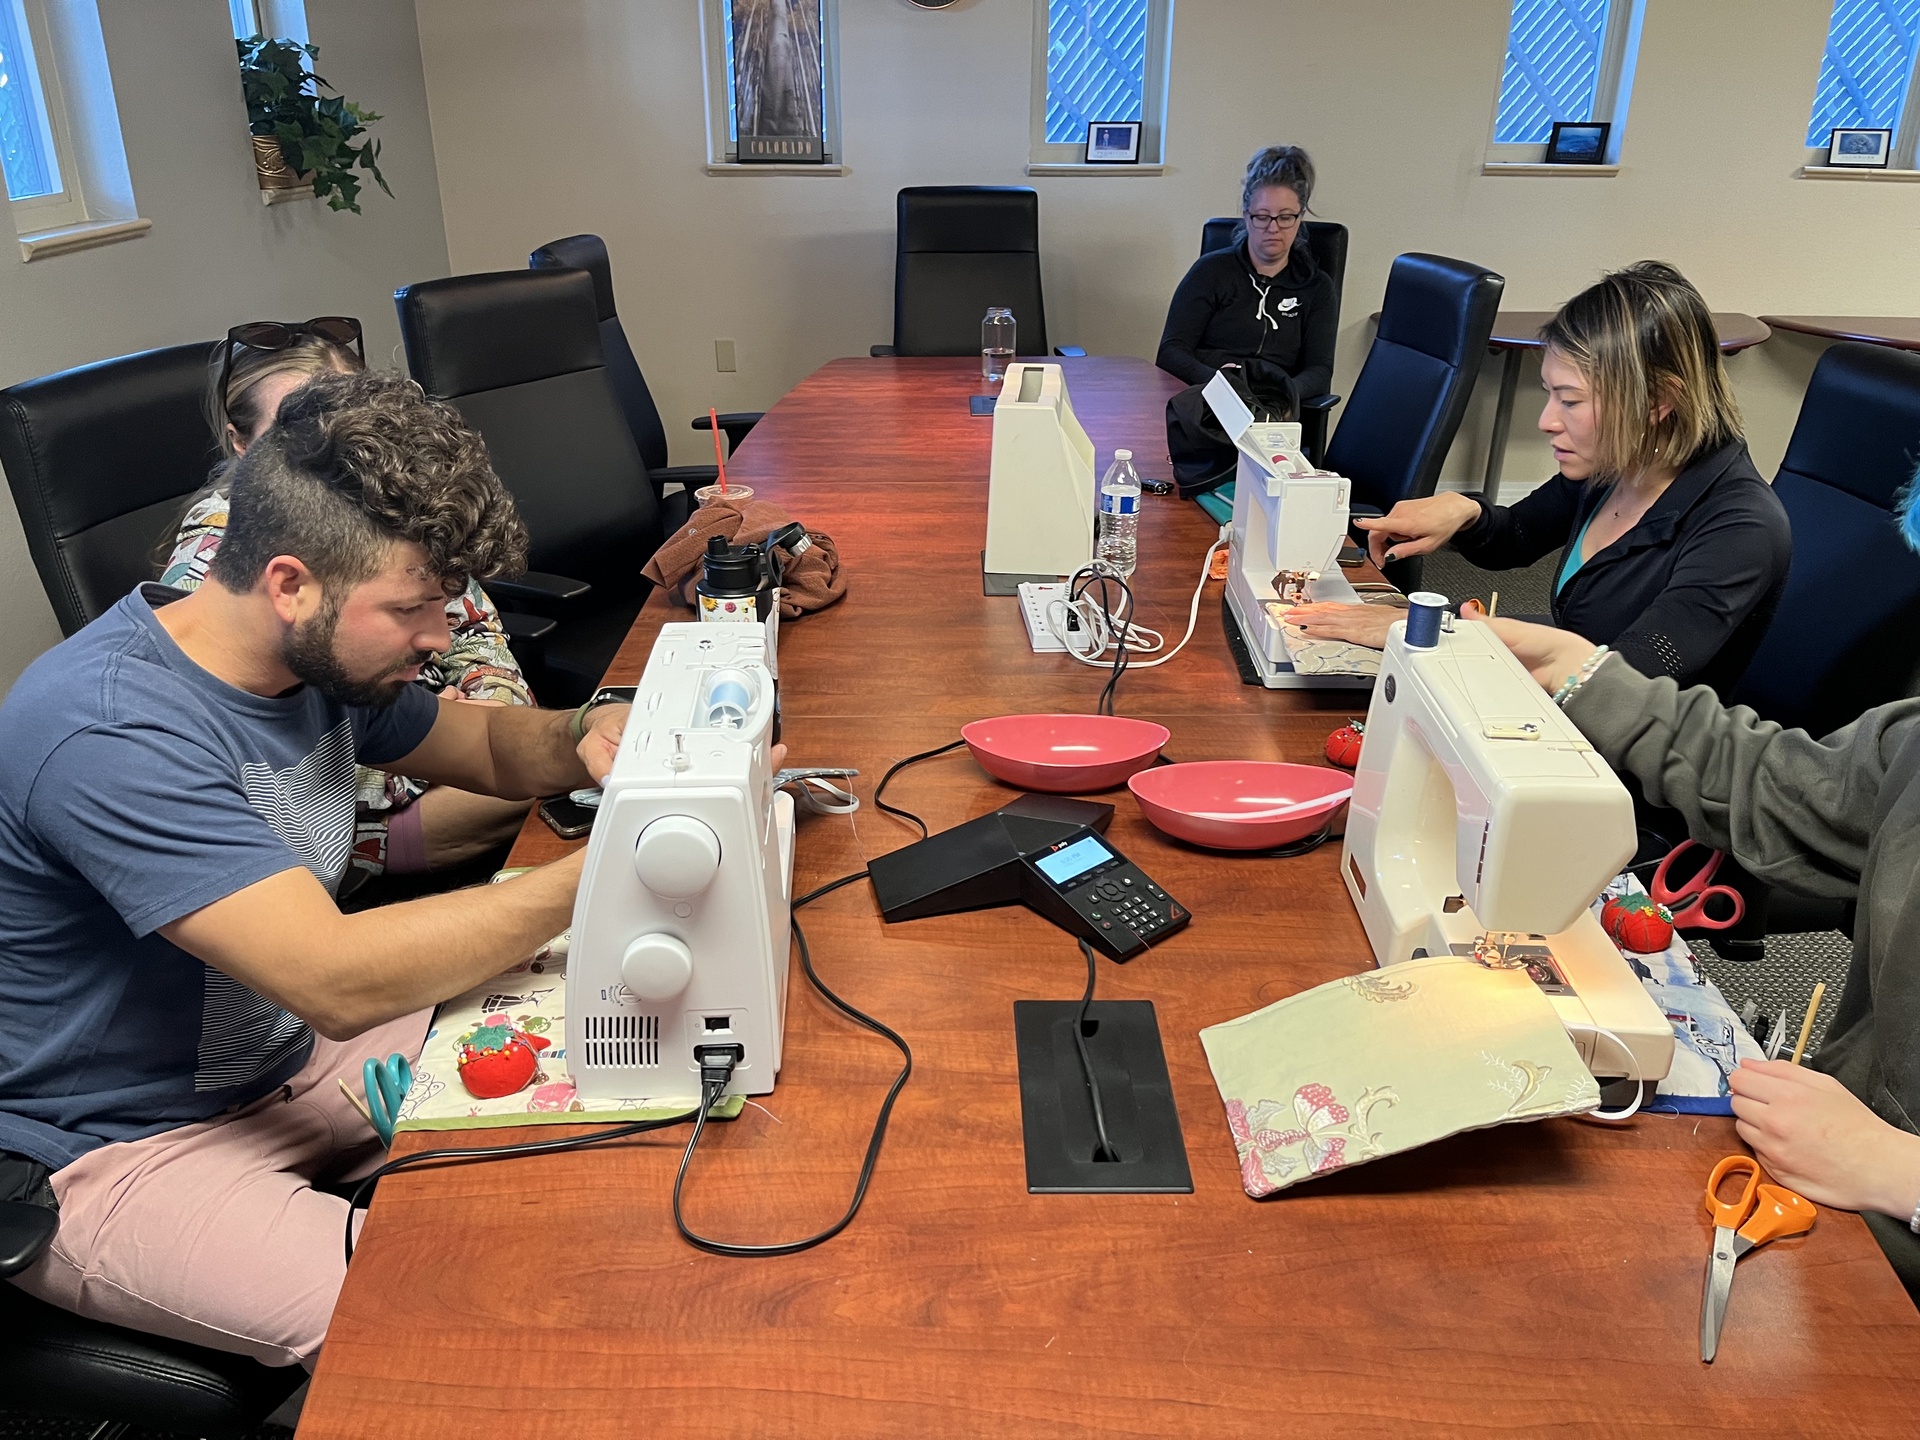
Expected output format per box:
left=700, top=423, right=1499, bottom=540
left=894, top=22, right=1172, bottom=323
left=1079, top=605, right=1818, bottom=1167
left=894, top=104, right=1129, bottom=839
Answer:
left=456, top=1017, right=553, bottom=1099
left=1601, top=893, right=1675, bottom=954
left=1325, top=721, right=1365, bottom=770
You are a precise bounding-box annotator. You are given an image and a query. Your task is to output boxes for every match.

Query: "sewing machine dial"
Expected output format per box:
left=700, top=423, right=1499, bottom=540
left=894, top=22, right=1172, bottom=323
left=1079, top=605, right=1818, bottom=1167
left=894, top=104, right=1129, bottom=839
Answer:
left=634, top=815, right=721, bottom=897
left=622, top=932, right=693, bottom=1000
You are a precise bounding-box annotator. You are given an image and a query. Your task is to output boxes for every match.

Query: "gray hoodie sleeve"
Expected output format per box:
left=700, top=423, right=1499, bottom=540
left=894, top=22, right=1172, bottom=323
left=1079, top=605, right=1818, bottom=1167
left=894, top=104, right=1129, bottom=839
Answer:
left=1562, top=660, right=1920, bottom=900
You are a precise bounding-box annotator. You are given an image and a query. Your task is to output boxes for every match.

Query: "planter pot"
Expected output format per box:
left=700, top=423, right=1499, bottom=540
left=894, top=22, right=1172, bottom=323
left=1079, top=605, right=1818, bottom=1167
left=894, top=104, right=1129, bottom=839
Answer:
left=252, top=134, right=310, bottom=191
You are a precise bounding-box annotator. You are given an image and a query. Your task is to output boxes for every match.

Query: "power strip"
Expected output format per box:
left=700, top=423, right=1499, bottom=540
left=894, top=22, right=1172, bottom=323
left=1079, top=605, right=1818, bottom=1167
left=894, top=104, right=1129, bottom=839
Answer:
left=1017, top=582, right=1076, bottom=653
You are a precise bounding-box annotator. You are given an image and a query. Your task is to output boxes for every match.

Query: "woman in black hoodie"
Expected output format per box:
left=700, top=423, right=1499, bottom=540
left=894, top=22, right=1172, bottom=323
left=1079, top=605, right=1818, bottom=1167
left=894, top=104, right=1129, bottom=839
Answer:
left=1158, top=145, right=1337, bottom=492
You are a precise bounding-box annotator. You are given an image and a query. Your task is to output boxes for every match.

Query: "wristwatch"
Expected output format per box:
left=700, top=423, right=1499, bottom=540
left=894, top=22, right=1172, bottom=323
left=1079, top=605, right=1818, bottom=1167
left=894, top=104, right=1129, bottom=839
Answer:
left=569, top=685, right=637, bottom=743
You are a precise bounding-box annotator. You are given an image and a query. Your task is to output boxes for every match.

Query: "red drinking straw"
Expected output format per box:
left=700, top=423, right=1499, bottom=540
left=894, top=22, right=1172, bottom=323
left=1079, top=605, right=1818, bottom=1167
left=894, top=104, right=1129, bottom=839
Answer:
left=709, top=407, right=728, bottom=494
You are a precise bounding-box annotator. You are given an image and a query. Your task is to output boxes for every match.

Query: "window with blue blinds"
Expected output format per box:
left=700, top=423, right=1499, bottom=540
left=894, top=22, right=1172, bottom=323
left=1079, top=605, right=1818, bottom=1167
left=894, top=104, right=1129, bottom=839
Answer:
left=0, top=0, right=59, bottom=201
left=1493, top=0, right=1613, bottom=143
left=1805, top=0, right=1920, bottom=146
left=1045, top=0, right=1148, bottom=143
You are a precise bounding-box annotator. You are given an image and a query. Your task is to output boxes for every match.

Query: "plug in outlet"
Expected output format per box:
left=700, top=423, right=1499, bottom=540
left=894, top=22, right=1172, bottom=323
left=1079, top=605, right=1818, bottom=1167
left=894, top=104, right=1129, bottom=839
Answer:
left=714, top=339, right=737, bottom=373
left=1018, top=582, right=1077, bottom=653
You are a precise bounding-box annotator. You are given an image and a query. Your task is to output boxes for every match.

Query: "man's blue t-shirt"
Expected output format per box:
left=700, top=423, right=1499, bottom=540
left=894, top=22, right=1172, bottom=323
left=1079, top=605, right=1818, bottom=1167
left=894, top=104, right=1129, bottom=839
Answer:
left=0, top=587, right=439, bottom=1170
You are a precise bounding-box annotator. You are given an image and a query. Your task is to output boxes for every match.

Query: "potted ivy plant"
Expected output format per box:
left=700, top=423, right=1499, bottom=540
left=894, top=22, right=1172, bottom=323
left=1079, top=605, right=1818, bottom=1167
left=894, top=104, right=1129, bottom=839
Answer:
left=237, top=36, right=391, bottom=213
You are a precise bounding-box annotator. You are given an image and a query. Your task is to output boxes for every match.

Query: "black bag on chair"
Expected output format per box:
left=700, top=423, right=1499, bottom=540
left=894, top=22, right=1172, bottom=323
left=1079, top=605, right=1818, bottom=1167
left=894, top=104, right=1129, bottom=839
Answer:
left=1166, top=361, right=1298, bottom=498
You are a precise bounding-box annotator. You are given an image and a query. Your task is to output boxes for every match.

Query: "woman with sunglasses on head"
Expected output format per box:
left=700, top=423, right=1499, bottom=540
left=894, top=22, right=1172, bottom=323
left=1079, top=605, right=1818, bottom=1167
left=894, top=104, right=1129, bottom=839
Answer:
left=1159, top=145, right=1336, bottom=494
left=161, top=318, right=535, bottom=892
left=1288, top=262, right=1791, bottom=698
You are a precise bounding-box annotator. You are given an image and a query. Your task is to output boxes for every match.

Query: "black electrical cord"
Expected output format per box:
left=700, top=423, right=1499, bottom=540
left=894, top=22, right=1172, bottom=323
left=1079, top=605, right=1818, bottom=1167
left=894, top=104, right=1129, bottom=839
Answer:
left=1068, top=566, right=1136, bottom=716
left=871, top=738, right=967, bottom=838
left=1254, top=819, right=1337, bottom=859
left=342, top=1101, right=703, bottom=1267
left=1073, top=937, right=1119, bottom=1163
left=343, top=869, right=909, bottom=1267
left=672, top=868, right=915, bottom=1256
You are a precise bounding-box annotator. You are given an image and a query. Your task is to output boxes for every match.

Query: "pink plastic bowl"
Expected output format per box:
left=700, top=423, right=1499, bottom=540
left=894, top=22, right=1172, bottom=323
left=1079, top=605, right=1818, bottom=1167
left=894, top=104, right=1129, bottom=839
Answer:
left=1129, top=761, right=1353, bottom=850
left=961, top=714, right=1171, bottom=793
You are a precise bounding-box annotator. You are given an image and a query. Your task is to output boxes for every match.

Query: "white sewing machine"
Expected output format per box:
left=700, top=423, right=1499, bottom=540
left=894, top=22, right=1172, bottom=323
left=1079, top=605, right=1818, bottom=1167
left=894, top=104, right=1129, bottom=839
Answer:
left=1204, top=372, right=1369, bottom=690
left=983, top=362, right=1096, bottom=594
left=566, top=623, right=794, bottom=1101
left=1339, top=618, right=1674, bottom=1084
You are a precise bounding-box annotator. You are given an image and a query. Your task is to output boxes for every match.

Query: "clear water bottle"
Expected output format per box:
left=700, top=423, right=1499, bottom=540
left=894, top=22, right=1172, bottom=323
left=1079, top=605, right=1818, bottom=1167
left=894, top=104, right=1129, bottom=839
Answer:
left=982, top=307, right=1015, bottom=383
left=1096, top=449, right=1142, bottom=578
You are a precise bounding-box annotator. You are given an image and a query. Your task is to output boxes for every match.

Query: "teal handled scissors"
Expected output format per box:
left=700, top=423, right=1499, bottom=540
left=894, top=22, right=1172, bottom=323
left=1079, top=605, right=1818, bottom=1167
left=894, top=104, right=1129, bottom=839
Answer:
left=1700, top=1155, right=1817, bottom=1362
left=361, top=1053, right=412, bottom=1147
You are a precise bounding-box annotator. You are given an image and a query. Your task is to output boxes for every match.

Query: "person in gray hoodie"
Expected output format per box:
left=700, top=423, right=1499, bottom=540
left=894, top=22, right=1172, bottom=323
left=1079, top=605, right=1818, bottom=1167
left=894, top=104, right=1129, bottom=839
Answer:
left=1488, top=535, right=1920, bottom=1296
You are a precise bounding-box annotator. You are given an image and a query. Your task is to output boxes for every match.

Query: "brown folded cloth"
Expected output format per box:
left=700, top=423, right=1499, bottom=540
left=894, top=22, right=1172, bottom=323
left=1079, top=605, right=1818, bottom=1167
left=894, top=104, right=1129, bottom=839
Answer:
left=642, top=496, right=846, bottom=619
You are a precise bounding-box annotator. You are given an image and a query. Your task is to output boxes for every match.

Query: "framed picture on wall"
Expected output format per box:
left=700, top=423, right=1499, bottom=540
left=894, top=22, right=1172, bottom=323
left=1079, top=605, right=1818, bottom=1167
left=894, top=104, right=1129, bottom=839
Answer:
left=1085, top=122, right=1142, bottom=164
left=1827, top=127, right=1892, bottom=168
left=1544, top=121, right=1610, bottom=164
left=733, top=0, right=826, bottom=163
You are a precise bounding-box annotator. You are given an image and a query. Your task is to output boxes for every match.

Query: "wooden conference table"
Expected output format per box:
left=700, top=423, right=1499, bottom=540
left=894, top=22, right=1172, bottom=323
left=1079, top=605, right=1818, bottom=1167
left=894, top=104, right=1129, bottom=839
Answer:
left=1477, top=311, right=1771, bottom=503
left=305, top=357, right=1920, bottom=1437
left=1759, top=315, right=1920, bottom=353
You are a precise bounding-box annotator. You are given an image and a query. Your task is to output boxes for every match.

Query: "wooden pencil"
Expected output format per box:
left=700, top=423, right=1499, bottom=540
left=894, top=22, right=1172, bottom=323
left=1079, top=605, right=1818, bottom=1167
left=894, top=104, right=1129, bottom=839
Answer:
left=1790, top=981, right=1826, bottom=1065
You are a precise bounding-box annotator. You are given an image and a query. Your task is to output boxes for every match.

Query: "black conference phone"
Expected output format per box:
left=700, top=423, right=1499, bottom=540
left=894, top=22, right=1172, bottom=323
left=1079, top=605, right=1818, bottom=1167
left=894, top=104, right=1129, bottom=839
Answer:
left=867, top=794, right=1189, bottom=961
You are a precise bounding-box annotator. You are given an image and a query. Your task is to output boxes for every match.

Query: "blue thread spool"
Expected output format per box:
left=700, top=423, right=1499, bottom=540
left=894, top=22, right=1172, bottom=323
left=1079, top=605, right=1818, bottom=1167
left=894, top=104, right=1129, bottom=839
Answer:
left=1403, top=591, right=1449, bottom=650
left=703, top=672, right=755, bottom=730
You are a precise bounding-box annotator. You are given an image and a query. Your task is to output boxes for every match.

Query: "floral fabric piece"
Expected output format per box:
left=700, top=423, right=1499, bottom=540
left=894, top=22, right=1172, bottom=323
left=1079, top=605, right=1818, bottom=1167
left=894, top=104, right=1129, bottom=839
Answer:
left=1200, top=955, right=1600, bottom=1197
left=395, top=876, right=742, bottom=1130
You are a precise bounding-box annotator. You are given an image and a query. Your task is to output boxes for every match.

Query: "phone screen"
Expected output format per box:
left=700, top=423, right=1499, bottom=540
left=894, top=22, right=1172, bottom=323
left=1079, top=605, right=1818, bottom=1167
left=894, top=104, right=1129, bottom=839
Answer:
left=539, top=797, right=597, bottom=839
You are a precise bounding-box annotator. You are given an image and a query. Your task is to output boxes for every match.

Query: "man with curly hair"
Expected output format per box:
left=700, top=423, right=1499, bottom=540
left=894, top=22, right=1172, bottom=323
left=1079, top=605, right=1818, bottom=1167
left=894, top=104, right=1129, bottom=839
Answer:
left=0, top=372, right=640, bottom=1368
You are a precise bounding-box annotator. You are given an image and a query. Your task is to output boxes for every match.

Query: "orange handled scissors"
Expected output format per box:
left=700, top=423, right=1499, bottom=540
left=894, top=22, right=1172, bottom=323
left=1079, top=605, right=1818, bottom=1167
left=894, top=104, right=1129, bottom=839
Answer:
left=1652, top=840, right=1746, bottom=932
left=1700, top=1155, right=1817, bottom=1362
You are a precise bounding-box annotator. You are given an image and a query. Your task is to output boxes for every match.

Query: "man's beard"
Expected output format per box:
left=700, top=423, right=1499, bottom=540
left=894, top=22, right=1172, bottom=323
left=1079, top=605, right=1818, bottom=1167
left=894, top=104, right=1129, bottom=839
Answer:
left=282, top=599, right=430, bottom=709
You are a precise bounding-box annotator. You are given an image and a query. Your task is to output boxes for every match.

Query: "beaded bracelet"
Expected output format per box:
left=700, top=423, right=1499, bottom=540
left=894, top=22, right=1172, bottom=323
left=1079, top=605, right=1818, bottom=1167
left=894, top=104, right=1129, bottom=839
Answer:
left=1551, top=646, right=1612, bottom=708
left=1910, top=1191, right=1920, bottom=1236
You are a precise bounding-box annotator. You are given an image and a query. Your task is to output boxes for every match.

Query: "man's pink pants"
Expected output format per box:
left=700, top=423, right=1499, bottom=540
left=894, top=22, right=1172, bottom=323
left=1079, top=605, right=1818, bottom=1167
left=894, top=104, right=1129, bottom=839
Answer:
left=11, top=1009, right=430, bottom=1370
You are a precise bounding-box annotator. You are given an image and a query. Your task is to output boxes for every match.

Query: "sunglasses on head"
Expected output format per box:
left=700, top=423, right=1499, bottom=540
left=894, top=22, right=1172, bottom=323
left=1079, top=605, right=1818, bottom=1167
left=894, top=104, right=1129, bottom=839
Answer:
left=217, top=316, right=367, bottom=423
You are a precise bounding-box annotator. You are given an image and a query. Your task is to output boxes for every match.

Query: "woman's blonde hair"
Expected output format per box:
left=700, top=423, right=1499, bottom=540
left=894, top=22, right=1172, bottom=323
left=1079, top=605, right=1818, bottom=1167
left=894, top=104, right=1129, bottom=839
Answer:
left=1539, top=261, right=1742, bottom=482
left=206, top=331, right=362, bottom=460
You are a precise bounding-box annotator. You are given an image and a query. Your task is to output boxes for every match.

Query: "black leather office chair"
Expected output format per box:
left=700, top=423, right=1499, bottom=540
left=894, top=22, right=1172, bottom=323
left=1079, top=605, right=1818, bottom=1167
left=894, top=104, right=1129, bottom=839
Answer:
left=1197, top=217, right=1349, bottom=464
left=0, top=1246, right=303, bottom=1438
left=0, top=341, right=556, bottom=682
left=1683, top=343, right=1920, bottom=960
left=0, top=343, right=218, bottom=636
left=1321, top=253, right=1504, bottom=590
left=529, top=233, right=762, bottom=471
left=1734, top=342, right=1920, bottom=735
left=873, top=186, right=1084, bottom=359
left=396, top=267, right=668, bottom=708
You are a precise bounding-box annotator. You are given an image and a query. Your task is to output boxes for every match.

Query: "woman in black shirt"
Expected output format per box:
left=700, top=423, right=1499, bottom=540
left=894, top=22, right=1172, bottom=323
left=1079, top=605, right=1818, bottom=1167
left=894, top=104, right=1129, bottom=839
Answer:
left=1159, top=145, right=1337, bottom=493
left=1290, top=261, right=1790, bottom=695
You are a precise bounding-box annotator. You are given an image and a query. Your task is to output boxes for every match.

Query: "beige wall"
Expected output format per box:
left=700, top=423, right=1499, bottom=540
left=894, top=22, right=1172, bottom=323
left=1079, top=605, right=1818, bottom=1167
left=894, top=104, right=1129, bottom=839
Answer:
left=415, top=0, right=1919, bottom=499
left=0, top=0, right=450, bottom=693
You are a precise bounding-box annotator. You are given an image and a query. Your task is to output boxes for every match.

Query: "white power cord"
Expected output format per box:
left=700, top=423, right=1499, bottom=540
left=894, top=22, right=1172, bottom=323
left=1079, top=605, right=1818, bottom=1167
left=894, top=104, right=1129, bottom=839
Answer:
left=1042, top=529, right=1229, bottom=672
left=1579, top=1024, right=1646, bottom=1122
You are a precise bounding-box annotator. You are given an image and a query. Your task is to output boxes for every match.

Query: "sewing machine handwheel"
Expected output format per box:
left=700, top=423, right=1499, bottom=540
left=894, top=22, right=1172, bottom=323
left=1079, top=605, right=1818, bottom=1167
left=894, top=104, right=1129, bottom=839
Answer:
left=622, top=933, right=694, bottom=1001
left=634, top=815, right=721, bottom=897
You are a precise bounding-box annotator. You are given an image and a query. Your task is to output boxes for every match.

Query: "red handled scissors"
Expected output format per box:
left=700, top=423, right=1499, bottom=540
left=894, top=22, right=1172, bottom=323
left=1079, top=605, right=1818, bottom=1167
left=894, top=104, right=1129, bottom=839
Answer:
left=1700, top=1155, right=1817, bottom=1362
left=1651, top=840, right=1745, bottom=931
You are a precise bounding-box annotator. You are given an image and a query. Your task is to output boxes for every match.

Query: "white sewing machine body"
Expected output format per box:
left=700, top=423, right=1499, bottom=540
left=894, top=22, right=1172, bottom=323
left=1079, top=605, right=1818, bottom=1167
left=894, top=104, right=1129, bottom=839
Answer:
left=1204, top=373, right=1368, bottom=691
left=566, top=624, right=794, bottom=1101
left=984, top=362, right=1096, bottom=588
left=1340, top=620, right=1674, bottom=1083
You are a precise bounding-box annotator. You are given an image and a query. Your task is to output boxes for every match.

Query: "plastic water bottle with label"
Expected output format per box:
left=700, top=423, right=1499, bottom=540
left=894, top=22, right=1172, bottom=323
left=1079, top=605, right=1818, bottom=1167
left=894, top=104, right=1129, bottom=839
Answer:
left=982, top=307, right=1015, bottom=383
left=1095, top=449, right=1142, bottom=578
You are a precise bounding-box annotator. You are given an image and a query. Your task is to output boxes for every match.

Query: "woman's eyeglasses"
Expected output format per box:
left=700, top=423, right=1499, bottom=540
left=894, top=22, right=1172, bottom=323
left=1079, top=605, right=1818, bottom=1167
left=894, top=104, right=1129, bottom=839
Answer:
left=217, top=316, right=366, bottom=420
left=1245, top=211, right=1302, bottom=231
